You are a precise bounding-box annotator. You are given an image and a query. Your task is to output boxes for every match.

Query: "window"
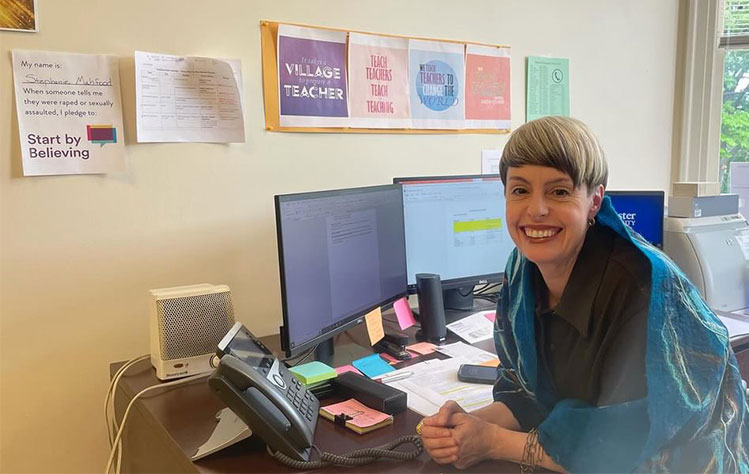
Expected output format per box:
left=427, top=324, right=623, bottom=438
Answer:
left=719, top=0, right=749, bottom=197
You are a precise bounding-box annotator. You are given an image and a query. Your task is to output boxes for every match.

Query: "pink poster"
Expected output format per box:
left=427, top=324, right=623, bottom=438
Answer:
left=464, top=44, right=511, bottom=130
left=348, top=33, right=411, bottom=128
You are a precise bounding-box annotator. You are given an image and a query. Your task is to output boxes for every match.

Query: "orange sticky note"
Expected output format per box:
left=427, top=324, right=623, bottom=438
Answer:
left=364, top=307, right=384, bottom=345
left=393, top=297, right=416, bottom=330
left=407, top=341, right=436, bottom=355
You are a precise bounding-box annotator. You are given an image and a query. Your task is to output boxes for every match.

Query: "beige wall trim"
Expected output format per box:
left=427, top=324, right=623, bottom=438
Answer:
left=675, top=0, right=724, bottom=184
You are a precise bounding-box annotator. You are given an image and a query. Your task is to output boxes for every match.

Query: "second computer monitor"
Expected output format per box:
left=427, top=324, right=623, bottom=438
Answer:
left=275, top=184, right=407, bottom=361
left=606, top=190, right=665, bottom=248
left=394, top=175, right=515, bottom=304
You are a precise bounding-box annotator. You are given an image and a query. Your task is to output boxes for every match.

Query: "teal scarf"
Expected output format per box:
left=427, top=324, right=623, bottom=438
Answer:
left=494, top=197, right=748, bottom=472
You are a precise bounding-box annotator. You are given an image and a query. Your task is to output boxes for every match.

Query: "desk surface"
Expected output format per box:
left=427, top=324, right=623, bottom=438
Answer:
left=114, top=319, right=749, bottom=474
left=113, top=322, right=521, bottom=473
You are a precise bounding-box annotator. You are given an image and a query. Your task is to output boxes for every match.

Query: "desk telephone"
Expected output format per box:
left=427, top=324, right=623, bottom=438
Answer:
left=209, top=322, right=423, bottom=468
left=208, top=322, right=319, bottom=461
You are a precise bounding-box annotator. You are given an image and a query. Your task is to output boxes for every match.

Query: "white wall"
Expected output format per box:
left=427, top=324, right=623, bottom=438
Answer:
left=0, top=1, right=678, bottom=472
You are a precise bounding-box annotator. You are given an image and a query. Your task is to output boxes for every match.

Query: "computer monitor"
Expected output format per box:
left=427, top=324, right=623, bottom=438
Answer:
left=606, top=190, right=665, bottom=248
left=275, top=184, right=407, bottom=363
left=393, top=175, right=515, bottom=315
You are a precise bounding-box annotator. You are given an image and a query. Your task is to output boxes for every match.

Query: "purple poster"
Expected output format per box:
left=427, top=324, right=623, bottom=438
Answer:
left=278, top=25, right=349, bottom=127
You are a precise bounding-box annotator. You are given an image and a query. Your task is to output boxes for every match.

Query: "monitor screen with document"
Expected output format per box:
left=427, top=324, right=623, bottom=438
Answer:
left=275, top=184, right=408, bottom=359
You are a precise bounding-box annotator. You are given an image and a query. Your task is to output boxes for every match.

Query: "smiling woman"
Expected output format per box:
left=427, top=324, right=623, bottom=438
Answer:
left=419, top=116, right=749, bottom=473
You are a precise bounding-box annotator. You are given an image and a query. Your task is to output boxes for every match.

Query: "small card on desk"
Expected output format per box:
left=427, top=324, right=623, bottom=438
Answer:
left=320, top=398, right=393, bottom=434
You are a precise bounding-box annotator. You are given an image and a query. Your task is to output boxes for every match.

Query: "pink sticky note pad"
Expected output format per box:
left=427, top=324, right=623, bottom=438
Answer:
left=393, top=297, right=416, bottom=330
left=336, top=365, right=363, bottom=376
left=407, top=342, right=436, bottom=355
left=484, top=312, right=496, bottom=323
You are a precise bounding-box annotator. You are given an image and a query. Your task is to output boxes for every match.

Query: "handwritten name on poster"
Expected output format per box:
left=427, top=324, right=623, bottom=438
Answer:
left=348, top=33, right=410, bottom=129
left=408, top=40, right=465, bottom=129
left=277, top=25, right=349, bottom=127
left=12, top=50, right=125, bottom=176
left=465, top=44, right=511, bottom=130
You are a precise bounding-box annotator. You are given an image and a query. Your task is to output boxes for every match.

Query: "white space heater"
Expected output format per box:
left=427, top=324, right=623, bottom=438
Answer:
left=149, top=284, right=235, bottom=380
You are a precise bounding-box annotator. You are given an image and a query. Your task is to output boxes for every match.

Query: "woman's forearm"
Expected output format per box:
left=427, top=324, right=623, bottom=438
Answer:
left=487, top=425, right=566, bottom=473
left=470, top=401, right=522, bottom=431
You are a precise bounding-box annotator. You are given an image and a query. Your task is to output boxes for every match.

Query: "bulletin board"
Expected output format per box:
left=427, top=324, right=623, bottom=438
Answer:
left=260, top=20, right=512, bottom=134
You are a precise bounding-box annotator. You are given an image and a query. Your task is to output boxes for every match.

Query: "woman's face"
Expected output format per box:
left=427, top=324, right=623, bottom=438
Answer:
left=505, top=165, right=603, bottom=272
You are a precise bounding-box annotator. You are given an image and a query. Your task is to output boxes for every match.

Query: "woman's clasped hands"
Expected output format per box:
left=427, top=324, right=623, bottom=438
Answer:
left=420, top=400, right=502, bottom=469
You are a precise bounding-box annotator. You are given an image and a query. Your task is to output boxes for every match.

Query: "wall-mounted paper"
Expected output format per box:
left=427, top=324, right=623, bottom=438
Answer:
left=465, top=44, right=511, bottom=130
left=409, top=39, right=465, bottom=129
left=12, top=49, right=125, bottom=176
left=348, top=33, right=411, bottom=129
left=526, top=56, right=569, bottom=121
left=481, top=148, right=501, bottom=175
left=278, top=25, right=349, bottom=127
left=135, top=51, right=244, bottom=143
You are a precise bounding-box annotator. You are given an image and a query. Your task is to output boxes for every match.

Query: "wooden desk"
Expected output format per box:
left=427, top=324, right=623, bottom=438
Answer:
left=112, top=322, right=749, bottom=474
left=112, top=323, right=520, bottom=473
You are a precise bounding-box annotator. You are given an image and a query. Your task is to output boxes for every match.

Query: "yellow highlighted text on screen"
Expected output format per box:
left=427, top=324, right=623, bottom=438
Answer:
left=453, top=218, right=503, bottom=232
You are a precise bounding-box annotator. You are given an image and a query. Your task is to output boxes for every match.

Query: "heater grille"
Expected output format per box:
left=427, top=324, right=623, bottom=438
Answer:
left=156, top=291, right=235, bottom=360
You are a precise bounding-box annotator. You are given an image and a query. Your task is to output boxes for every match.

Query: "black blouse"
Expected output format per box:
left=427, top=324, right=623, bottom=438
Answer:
left=497, top=223, right=651, bottom=429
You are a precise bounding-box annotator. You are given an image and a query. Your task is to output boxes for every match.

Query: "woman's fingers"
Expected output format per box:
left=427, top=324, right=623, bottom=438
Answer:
left=422, top=434, right=458, bottom=449
left=420, top=425, right=453, bottom=438
left=427, top=447, right=459, bottom=464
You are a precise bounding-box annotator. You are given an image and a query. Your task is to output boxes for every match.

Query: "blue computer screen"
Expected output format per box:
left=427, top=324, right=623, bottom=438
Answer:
left=606, top=191, right=665, bottom=247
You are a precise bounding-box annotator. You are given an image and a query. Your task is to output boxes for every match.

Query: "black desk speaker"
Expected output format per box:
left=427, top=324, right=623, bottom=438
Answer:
left=415, top=273, right=446, bottom=343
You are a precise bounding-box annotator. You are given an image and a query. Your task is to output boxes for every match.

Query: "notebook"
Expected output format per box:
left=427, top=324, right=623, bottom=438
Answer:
left=319, top=398, right=393, bottom=434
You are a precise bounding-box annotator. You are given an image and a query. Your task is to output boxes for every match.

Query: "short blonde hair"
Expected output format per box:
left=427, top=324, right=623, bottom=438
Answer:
left=499, top=116, right=608, bottom=192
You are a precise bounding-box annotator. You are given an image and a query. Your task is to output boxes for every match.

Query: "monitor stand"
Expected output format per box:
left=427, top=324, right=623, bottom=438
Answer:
left=314, top=338, right=371, bottom=367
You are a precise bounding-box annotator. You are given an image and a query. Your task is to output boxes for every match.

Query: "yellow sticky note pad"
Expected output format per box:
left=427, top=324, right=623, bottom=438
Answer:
left=364, top=307, right=384, bottom=345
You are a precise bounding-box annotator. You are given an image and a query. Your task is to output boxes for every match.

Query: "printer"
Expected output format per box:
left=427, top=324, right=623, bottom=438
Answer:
left=664, top=213, right=749, bottom=312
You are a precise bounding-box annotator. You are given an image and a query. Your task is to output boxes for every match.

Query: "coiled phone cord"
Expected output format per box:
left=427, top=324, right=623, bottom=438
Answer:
left=268, top=434, right=424, bottom=469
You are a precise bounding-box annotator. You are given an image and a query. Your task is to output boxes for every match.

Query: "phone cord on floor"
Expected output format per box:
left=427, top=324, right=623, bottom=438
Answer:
left=268, top=435, right=424, bottom=469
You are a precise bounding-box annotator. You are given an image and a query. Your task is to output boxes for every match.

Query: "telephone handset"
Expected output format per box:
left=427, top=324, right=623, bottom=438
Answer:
left=208, top=322, right=319, bottom=461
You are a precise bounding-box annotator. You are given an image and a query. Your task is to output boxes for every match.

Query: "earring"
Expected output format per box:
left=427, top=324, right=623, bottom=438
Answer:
left=588, top=217, right=596, bottom=228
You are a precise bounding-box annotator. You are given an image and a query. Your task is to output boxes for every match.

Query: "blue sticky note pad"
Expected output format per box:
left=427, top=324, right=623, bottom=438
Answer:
left=351, top=353, right=395, bottom=379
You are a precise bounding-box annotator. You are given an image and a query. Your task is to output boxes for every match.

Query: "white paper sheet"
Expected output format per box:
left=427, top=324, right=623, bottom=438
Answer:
left=446, top=310, right=495, bottom=344
left=385, top=358, right=494, bottom=416
left=481, top=148, right=501, bottom=175
left=12, top=49, right=126, bottom=176
left=434, top=341, right=497, bottom=365
left=719, top=312, right=749, bottom=340
left=135, top=51, right=244, bottom=143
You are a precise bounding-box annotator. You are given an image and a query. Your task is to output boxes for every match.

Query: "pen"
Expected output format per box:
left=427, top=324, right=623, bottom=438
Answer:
left=379, top=371, right=413, bottom=383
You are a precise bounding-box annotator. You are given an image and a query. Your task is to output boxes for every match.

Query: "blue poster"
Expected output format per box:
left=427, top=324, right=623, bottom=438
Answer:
left=408, top=40, right=465, bottom=128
